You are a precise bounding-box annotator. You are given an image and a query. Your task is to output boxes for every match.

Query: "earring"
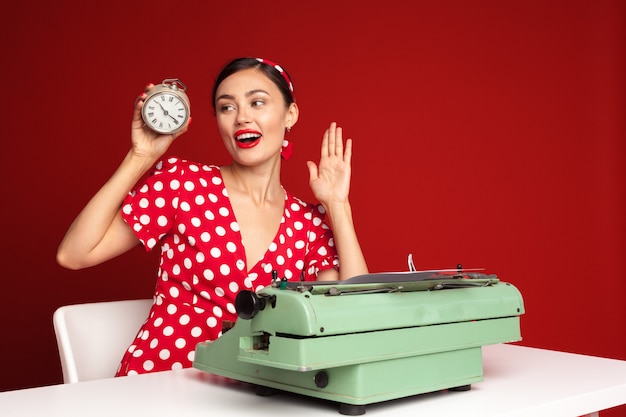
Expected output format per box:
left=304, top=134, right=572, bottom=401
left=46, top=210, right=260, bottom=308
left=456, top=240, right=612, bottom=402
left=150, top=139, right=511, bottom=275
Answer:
left=286, top=124, right=291, bottom=132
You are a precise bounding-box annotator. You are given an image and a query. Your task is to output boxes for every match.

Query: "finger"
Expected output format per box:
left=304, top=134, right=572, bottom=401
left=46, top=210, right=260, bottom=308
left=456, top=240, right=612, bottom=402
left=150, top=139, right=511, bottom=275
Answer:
left=320, top=127, right=330, bottom=159
left=344, top=138, right=353, bottom=165
left=306, top=160, right=319, bottom=182
left=335, top=125, right=344, bottom=157
left=132, top=93, right=147, bottom=125
left=134, top=84, right=154, bottom=113
left=327, top=122, right=337, bottom=156
left=134, top=91, right=147, bottom=109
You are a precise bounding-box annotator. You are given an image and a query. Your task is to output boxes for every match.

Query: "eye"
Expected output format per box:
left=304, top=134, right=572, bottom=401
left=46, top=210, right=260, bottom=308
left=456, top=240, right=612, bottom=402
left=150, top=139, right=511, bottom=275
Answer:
left=219, top=103, right=236, bottom=113
left=251, top=99, right=264, bottom=107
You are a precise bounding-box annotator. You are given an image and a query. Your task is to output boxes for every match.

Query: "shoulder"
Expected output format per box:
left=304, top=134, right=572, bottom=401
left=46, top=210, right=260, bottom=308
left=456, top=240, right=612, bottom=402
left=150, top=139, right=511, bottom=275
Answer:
left=149, top=157, right=222, bottom=186
left=133, top=157, right=224, bottom=200
left=152, top=157, right=219, bottom=176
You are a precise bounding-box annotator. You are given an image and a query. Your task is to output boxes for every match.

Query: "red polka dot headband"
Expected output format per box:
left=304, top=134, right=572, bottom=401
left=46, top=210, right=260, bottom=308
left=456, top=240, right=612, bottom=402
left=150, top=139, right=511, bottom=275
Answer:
left=255, top=58, right=295, bottom=99
left=256, top=58, right=295, bottom=160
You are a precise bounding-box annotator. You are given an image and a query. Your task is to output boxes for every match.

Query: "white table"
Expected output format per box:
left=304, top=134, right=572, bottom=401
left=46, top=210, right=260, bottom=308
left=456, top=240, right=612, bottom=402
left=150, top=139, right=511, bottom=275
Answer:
left=2, top=344, right=625, bottom=416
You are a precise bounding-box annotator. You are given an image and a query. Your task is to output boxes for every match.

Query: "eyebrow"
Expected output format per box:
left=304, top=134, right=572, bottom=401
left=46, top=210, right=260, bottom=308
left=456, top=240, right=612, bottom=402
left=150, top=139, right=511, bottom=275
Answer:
left=216, top=89, right=270, bottom=102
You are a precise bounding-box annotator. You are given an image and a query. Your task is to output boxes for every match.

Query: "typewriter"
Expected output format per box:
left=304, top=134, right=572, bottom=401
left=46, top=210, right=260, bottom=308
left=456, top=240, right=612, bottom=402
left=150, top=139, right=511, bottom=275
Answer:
left=194, top=269, right=524, bottom=415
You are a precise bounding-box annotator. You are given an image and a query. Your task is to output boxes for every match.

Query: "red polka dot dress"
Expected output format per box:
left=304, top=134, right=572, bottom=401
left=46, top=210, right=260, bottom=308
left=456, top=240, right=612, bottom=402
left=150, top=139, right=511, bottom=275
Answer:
left=115, top=157, right=338, bottom=376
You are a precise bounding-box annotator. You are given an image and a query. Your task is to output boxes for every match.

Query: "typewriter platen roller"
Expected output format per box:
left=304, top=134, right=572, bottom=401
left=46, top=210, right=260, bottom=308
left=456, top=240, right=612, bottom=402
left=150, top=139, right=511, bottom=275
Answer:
left=193, top=270, right=524, bottom=415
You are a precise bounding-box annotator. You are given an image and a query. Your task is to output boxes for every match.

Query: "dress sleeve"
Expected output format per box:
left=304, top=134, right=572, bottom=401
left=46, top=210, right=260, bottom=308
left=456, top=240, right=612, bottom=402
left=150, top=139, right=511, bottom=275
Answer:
left=303, top=203, right=340, bottom=281
left=120, top=158, right=181, bottom=251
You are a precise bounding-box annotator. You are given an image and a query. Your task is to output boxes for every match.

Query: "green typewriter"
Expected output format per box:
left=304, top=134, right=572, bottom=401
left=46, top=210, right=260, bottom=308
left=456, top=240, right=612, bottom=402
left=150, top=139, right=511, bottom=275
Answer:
left=193, top=269, right=524, bottom=415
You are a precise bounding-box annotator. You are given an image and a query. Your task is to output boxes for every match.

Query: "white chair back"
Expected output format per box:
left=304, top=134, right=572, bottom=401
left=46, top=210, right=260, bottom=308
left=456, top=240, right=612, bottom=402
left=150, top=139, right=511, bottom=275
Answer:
left=53, top=299, right=153, bottom=383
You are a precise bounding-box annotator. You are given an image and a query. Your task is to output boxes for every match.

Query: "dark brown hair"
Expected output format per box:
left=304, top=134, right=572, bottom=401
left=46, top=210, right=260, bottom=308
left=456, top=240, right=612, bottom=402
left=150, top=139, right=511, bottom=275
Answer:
left=211, top=57, right=295, bottom=111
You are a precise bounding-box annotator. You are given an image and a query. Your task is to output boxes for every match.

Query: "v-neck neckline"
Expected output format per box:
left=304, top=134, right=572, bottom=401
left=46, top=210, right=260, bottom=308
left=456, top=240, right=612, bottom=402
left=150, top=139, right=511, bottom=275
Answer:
left=216, top=168, right=288, bottom=274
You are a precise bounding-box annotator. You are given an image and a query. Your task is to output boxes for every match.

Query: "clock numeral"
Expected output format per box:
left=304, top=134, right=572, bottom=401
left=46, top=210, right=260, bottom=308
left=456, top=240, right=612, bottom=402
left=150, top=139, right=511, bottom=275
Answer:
left=168, top=96, right=174, bottom=102
left=151, top=118, right=158, bottom=125
left=148, top=112, right=154, bottom=117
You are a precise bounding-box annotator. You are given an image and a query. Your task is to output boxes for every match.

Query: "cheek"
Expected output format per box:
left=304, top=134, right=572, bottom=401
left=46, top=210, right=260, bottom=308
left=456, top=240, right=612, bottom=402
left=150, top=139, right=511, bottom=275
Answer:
left=258, top=112, right=286, bottom=133
left=216, top=116, right=231, bottom=137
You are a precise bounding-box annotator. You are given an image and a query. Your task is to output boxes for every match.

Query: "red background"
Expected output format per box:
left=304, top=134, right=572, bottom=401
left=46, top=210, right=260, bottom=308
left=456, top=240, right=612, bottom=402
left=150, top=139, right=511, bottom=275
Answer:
left=2, top=1, right=624, bottom=414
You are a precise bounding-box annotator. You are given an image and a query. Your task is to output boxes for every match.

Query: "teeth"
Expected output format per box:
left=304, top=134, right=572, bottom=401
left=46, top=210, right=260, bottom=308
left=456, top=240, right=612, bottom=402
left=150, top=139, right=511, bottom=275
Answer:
left=236, top=133, right=261, bottom=141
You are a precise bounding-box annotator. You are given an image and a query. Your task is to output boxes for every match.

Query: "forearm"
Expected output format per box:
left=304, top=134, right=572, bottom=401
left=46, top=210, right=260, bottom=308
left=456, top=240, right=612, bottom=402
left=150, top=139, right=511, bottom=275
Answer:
left=56, top=150, right=156, bottom=269
left=325, top=201, right=368, bottom=280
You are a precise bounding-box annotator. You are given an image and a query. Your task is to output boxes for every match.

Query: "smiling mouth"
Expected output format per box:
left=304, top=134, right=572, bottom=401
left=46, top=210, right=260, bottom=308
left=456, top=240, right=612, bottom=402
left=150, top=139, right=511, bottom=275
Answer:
left=236, top=132, right=261, bottom=143
left=235, top=132, right=262, bottom=148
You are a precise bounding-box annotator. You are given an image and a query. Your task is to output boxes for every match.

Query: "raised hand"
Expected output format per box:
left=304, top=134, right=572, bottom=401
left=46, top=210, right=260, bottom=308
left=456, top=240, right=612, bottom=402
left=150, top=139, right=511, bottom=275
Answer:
left=307, top=122, right=353, bottom=208
left=57, top=84, right=192, bottom=270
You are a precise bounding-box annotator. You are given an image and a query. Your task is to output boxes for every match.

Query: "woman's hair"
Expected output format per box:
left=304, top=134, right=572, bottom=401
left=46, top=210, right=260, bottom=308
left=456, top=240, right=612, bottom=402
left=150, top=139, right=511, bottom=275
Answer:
left=211, top=57, right=295, bottom=111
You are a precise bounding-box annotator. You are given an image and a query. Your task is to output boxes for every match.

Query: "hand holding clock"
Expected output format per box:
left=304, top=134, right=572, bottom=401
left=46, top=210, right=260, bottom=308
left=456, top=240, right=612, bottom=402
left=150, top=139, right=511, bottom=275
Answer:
left=131, top=80, right=191, bottom=162
left=56, top=80, right=191, bottom=270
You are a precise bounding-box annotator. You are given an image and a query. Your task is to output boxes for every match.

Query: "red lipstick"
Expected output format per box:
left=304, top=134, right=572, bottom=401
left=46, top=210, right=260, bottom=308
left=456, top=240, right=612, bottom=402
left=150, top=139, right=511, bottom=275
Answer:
left=234, top=129, right=262, bottom=149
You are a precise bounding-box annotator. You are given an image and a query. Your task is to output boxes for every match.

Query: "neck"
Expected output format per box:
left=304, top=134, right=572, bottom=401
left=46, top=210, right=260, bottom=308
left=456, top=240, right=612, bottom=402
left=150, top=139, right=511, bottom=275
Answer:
left=221, top=161, right=284, bottom=206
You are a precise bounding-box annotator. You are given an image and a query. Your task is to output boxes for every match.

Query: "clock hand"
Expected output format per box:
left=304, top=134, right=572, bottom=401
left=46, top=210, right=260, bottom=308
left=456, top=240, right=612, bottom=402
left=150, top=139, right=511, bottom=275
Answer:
left=156, top=101, right=169, bottom=116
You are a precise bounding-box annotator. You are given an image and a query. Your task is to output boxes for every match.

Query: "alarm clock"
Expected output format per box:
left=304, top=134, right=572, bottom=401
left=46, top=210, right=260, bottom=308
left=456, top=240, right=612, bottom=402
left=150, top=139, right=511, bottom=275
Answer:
left=141, top=79, right=190, bottom=134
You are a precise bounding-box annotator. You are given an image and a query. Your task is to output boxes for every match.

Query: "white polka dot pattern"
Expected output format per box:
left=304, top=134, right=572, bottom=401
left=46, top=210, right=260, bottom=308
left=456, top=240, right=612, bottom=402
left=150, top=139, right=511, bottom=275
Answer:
left=115, top=157, right=338, bottom=376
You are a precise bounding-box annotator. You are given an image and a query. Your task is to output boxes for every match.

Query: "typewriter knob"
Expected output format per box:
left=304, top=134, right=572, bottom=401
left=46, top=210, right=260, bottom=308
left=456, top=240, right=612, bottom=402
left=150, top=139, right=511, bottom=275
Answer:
left=236, top=290, right=276, bottom=319
left=314, top=371, right=329, bottom=388
left=235, top=290, right=263, bottom=319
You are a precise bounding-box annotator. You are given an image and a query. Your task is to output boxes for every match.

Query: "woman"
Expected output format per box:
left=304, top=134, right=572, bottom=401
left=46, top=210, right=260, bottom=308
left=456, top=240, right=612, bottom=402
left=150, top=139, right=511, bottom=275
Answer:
left=57, top=57, right=368, bottom=376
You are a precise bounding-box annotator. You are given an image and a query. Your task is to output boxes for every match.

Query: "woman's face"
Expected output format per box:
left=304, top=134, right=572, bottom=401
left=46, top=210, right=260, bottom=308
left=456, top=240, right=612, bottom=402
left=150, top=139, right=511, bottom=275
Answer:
left=214, top=68, right=297, bottom=165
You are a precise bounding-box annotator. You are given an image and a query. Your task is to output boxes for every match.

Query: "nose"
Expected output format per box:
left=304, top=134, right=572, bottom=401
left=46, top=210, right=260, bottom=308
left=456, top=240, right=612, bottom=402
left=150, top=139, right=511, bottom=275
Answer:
left=236, top=106, right=251, bottom=125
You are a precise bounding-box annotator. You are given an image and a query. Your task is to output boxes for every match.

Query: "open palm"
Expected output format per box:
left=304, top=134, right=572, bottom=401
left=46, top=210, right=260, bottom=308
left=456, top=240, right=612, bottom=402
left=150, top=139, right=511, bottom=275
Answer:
left=307, top=122, right=353, bottom=208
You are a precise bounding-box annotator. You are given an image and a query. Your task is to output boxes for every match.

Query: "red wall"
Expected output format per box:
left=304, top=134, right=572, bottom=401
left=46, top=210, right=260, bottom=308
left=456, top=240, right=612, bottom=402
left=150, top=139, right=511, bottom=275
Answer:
left=2, top=1, right=625, bottom=413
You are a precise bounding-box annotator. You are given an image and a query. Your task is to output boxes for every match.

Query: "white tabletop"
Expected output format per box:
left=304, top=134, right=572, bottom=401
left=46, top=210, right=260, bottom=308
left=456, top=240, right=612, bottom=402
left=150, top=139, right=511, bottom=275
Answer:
left=2, top=344, right=625, bottom=416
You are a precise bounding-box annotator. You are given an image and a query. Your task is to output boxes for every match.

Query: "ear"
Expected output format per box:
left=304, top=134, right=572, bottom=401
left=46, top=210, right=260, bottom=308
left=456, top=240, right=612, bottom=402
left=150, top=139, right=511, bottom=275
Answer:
left=286, top=103, right=299, bottom=129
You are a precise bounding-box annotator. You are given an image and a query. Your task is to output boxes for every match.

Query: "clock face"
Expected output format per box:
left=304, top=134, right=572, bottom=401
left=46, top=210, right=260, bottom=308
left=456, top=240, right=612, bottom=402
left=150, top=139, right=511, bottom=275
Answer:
left=142, top=92, right=189, bottom=134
